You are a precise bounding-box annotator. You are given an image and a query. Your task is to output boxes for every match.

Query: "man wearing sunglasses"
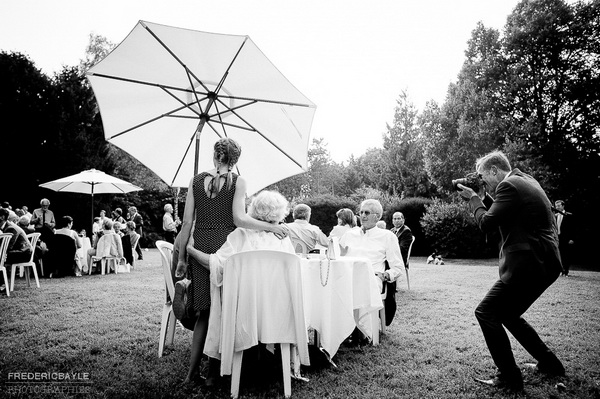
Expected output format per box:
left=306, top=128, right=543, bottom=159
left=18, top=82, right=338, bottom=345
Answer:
left=458, top=150, right=564, bottom=392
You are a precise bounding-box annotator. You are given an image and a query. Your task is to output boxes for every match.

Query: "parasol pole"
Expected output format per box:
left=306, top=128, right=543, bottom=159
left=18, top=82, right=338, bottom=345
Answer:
left=90, top=183, right=95, bottom=237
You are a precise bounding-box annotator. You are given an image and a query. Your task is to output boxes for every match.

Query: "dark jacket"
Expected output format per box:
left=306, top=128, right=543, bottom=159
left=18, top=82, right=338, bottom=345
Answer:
left=468, top=168, right=563, bottom=285
left=391, top=225, right=414, bottom=267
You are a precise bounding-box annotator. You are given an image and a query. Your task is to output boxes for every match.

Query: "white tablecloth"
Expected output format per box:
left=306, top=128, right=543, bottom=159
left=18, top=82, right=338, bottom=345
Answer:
left=300, top=255, right=383, bottom=359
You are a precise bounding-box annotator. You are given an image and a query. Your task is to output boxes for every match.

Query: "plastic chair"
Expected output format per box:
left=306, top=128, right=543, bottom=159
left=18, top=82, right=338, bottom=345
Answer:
left=0, top=233, right=12, bottom=296
left=291, top=239, right=308, bottom=256
left=91, top=233, right=124, bottom=275
left=405, top=236, right=415, bottom=290
left=220, top=250, right=310, bottom=399
left=9, top=233, right=41, bottom=291
left=156, top=240, right=176, bottom=357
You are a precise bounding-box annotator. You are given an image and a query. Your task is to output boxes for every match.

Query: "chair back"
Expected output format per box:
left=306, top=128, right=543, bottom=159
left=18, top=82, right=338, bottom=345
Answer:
left=25, top=233, right=40, bottom=263
left=0, top=233, right=12, bottom=268
left=47, top=234, right=77, bottom=277
left=220, top=250, right=309, bottom=375
left=156, top=240, right=174, bottom=302
left=406, top=236, right=416, bottom=265
left=291, top=239, right=308, bottom=255
left=96, top=233, right=122, bottom=258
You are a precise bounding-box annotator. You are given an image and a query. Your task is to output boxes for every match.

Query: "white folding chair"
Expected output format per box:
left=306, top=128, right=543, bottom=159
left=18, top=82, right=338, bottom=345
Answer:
left=220, top=250, right=310, bottom=399
left=156, top=240, right=176, bottom=357
left=91, top=234, right=124, bottom=275
left=9, top=233, right=40, bottom=291
left=0, top=233, right=12, bottom=296
left=291, top=239, right=308, bottom=256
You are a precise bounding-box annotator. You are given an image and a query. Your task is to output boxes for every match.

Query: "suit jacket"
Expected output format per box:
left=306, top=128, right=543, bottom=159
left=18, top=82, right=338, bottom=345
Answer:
left=391, top=225, right=413, bottom=267
left=556, top=212, right=574, bottom=246
left=468, top=168, right=562, bottom=285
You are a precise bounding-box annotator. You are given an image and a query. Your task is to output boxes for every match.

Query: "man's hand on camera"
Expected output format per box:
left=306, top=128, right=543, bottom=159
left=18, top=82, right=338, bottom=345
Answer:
left=457, top=184, right=478, bottom=200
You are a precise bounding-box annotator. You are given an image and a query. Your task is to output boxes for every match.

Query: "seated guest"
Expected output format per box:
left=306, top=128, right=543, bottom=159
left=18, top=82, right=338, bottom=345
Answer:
left=328, top=208, right=356, bottom=239
left=286, top=204, right=328, bottom=252
left=340, top=199, right=404, bottom=337
left=180, top=190, right=294, bottom=384
left=17, top=216, right=35, bottom=234
left=87, top=218, right=121, bottom=271
left=113, top=222, right=124, bottom=237
left=51, top=216, right=83, bottom=277
left=376, top=220, right=387, bottom=229
left=390, top=211, right=414, bottom=268
left=0, top=208, right=33, bottom=288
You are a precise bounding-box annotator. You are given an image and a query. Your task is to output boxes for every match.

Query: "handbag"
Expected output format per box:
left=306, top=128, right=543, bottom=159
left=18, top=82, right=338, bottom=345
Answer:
left=173, top=278, right=197, bottom=330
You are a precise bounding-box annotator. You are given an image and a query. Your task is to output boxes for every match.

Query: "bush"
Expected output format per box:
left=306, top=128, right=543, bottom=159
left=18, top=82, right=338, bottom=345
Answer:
left=420, top=198, right=495, bottom=258
left=385, top=197, right=433, bottom=256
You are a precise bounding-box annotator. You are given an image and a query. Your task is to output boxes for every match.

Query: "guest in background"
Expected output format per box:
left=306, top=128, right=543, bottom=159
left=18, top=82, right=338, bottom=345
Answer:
left=113, top=222, right=124, bottom=237
left=0, top=208, right=33, bottom=289
left=554, top=200, right=575, bottom=276
left=92, top=217, right=102, bottom=246
left=328, top=208, right=356, bottom=239
left=390, top=212, right=414, bottom=268
left=163, top=203, right=180, bottom=244
left=30, top=198, right=55, bottom=244
left=376, top=220, right=386, bottom=229
left=22, top=205, right=32, bottom=220
left=112, top=208, right=126, bottom=225
left=128, top=206, right=144, bottom=260
left=17, top=216, right=35, bottom=234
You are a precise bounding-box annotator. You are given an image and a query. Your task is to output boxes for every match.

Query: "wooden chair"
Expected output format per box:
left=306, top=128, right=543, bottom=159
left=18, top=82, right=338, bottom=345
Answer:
left=9, top=233, right=41, bottom=291
left=156, top=240, right=176, bottom=357
left=0, top=233, right=12, bottom=296
left=220, top=250, right=310, bottom=398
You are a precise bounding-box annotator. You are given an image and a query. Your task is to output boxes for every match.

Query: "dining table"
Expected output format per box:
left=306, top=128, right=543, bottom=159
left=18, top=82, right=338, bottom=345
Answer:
left=299, top=255, right=383, bottom=363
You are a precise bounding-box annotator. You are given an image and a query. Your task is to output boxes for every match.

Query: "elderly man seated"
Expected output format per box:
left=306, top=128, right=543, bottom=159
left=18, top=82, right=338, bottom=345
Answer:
left=179, top=190, right=294, bottom=386
left=286, top=203, right=328, bottom=253
left=339, top=199, right=404, bottom=342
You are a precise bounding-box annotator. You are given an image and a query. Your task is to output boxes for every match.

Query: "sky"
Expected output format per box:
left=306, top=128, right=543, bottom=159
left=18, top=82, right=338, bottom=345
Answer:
left=0, top=0, right=522, bottom=163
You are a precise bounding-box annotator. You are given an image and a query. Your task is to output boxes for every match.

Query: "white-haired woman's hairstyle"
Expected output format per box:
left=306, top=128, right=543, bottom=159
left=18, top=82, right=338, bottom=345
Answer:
left=248, top=191, right=289, bottom=223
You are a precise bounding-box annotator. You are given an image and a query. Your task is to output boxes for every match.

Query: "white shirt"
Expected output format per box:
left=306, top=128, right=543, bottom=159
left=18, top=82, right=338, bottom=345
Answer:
left=339, top=226, right=404, bottom=282
left=286, top=220, right=329, bottom=250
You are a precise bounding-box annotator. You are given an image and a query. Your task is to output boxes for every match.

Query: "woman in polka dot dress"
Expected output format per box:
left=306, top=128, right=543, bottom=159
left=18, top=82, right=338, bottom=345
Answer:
left=175, top=137, right=288, bottom=387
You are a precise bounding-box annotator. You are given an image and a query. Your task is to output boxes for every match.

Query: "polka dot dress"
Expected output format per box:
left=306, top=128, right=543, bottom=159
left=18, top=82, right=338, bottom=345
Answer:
left=190, top=172, right=237, bottom=311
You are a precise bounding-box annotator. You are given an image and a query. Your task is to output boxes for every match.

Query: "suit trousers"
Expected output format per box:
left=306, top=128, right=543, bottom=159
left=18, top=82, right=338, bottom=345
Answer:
left=475, top=275, right=560, bottom=377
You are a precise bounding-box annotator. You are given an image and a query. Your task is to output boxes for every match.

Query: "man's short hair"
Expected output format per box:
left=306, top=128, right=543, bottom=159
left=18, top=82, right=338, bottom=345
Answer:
left=164, top=204, right=173, bottom=212
left=40, top=198, right=50, bottom=206
left=126, top=221, right=136, bottom=230
left=555, top=200, right=565, bottom=206
left=292, top=204, right=311, bottom=220
left=18, top=215, right=30, bottom=227
left=248, top=191, right=289, bottom=223
left=361, top=199, right=383, bottom=220
left=476, top=150, right=511, bottom=173
left=393, top=211, right=404, bottom=219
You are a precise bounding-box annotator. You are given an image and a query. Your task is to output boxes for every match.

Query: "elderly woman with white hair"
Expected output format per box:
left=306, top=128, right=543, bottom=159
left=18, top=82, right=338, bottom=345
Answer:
left=184, top=190, right=294, bottom=382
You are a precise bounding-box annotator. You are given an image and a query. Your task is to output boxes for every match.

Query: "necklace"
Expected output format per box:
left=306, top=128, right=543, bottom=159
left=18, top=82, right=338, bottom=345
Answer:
left=319, top=258, right=331, bottom=286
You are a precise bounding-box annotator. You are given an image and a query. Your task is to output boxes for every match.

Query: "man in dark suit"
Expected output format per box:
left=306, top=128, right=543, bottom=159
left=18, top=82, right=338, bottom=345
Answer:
left=458, top=151, right=564, bottom=392
left=390, top=212, right=414, bottom=268
left=554, top=200, right=574, bottom=276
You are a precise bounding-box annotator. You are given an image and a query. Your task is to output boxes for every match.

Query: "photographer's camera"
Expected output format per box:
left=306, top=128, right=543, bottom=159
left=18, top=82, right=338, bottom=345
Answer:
left=452, top=172, right=483, bottom=191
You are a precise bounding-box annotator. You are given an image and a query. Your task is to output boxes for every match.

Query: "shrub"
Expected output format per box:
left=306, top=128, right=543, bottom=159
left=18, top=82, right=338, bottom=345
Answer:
left=420, top=198, right=495, bottom=258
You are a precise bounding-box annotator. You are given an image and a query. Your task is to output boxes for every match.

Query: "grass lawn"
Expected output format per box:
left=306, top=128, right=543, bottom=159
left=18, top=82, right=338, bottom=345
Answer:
left=1, top=251, right=599, bottom=398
